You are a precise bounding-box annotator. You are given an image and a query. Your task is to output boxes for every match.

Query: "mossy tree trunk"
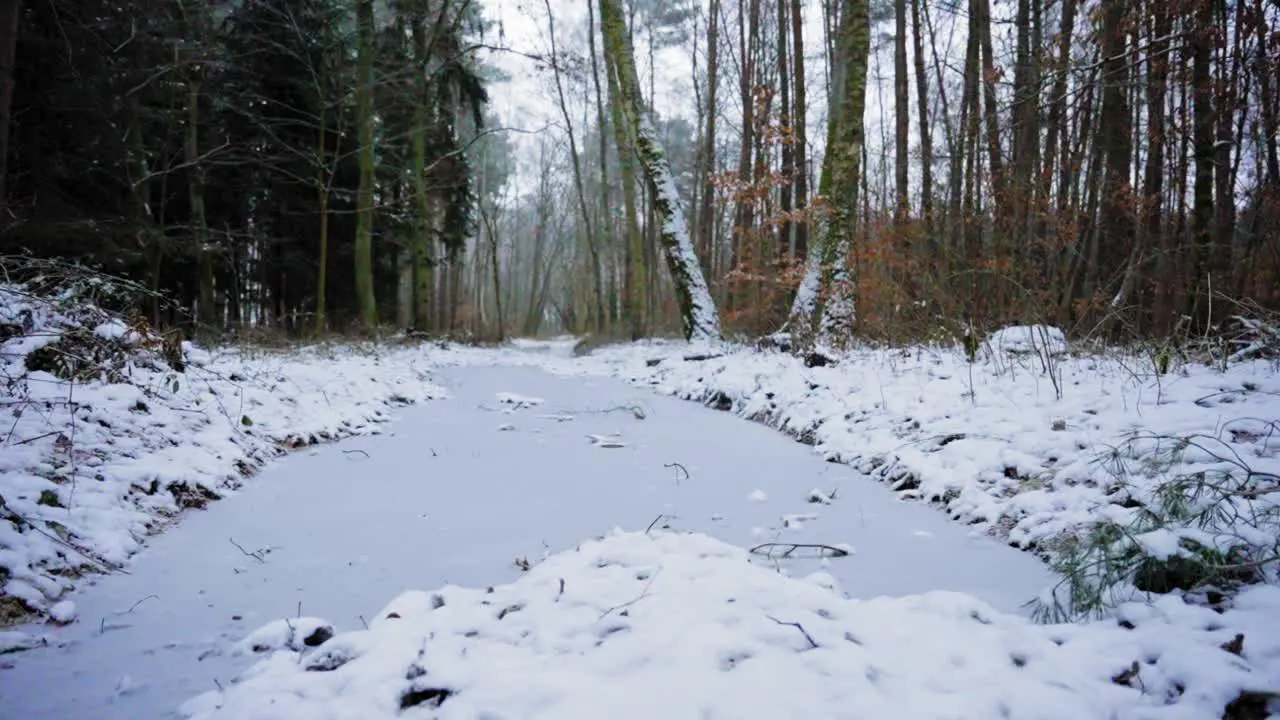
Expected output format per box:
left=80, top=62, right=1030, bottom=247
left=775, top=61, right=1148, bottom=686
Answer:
left=598, top=0, right=721, bottom=341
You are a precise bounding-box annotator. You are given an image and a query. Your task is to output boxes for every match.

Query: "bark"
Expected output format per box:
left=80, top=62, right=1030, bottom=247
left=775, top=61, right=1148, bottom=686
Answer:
left=791, top=0, right=809, bottom=259
left=1256, top=0, right=1280, bottom=184
left=602, top=31, right=645, bottom=339
left=1098, top=0, right=1134, bottom=312
left=353, top=0, right=378, bottom=330
left=0, top=0, right=19, bottom=223
left=975, top=0, right=1005, bottom=216
left=599, top=0, right=722, bottom=340
left=315, top=121, right=329, bottom=335
left=587, top=0, right=613, bottom=329
left=411, top=11, right=432, bottom=332
left=909, top=0, right=932, bottom=236
left=786, top=0, right=869, bottom=349
left=777, top=0, right=794, bottom=257
left=815, top=0, right=870, bottom=348
left=697, top=0, right=720, bottom=278
left=893, top=0, right=909, bottom=222
left=186, top=76, right=215, bottom=331
left=1190, top=0, right=1214, bottom=316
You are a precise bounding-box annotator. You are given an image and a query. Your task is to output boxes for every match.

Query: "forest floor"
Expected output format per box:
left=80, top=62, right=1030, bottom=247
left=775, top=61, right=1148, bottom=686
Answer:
left=1, top=290, right=1278, bottom=717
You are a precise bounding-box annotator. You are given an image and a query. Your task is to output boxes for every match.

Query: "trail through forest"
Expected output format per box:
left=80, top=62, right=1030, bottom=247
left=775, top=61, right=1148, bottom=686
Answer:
left=0, top=361, right=1052, bottom=719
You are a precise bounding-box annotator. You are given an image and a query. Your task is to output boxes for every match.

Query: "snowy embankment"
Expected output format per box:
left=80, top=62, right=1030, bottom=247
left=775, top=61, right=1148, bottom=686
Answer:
left=184, top=531, right=1276, bottom=719
left=0, top=284, right=444, bottom=634
left=185, top=335, right=1280, bottom=719
left=541, top=333, right=1280, bottom=610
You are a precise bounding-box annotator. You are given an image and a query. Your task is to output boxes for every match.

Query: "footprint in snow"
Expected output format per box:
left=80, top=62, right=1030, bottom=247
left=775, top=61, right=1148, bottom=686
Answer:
left=586, top=434, right=626, bottom=448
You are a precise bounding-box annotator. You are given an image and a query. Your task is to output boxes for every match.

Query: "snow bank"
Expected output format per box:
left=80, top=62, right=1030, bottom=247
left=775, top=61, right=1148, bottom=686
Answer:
left=182, top=531, right=1278, bottom=719
left=0, top=284, right=445, bottom=622
left=537, top=339, right=1279, bottom=577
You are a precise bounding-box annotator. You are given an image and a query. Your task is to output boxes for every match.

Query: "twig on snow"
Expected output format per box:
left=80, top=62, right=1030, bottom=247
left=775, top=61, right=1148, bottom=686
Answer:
left=229, top=537, right=270, bottom=563
left=766, top=614, right=819, bottom=650
left=749, top=542, right=850, bottom=559
left=11, top=430, right=61, bottom=446
left=664, top=462, right=689, bottom=484
left=645, top=514, right=675, bottom=534
left=99, top=593, right=160, bottom=634
left=599, top=568, right=661, bottom=620
left=342, top=449, right=370, bottom=459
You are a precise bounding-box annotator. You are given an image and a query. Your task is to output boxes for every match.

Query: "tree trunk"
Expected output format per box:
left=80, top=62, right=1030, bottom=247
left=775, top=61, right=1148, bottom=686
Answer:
left=777, top=0, right=794, bottom=257
left=791, top=0, right=809, bottom=259
left=787, top=0, right=869, bottom=350
left=315, top=122, right=329, bottom=336
left=186, top=76, right=215, bottom=332
left=1190, top=0, right=1214, bottom=319
left=602, top=34, right=645, bottom=339
left=599, top=0, right=721, bottom=340
left=909, top=0, right=932, bottom=238
left=353, top=0, right=378, bottom=330
left=586, top=0, right=614, bottom=330
left=696, top=0, right=720, bottom=279
left=411, top=11, right=433, bottom=332
left=893, top=0, right=909, bottom=223
left=1098, top=0, right=1134, bottom=314
left=0, top=0, right=19, bottom=223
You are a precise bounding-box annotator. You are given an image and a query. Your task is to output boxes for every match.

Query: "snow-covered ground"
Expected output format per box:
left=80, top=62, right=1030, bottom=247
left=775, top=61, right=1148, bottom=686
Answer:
left=481, top=336, right=1280, bottom=609
left=0, top=284, right=444, bottom=626
left=183, top=530, right=1278, bottom=720
left=4, top=363, right=1058, bottom=718
left=1, top=307, right=1278, bottom=717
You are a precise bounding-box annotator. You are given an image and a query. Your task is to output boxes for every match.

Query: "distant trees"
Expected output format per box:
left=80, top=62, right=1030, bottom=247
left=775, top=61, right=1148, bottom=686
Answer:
left=0, top=0, right=493, bottom=336
left=2, top=0, right=1277, bottom=346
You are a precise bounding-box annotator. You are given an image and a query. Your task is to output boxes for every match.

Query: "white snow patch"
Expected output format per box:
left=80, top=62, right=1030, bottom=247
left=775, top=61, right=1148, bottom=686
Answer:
left=747, top=489, right=768, bottom=502
left=988, top=325, right=1068, bottom=356
left=182, top=532, right=1277, bottom=719
left=48, top=600, right=77, bottom=624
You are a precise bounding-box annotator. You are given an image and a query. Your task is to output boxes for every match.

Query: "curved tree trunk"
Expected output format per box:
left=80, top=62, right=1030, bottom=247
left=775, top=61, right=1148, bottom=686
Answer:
left=598, top=0, right=721, bottom=341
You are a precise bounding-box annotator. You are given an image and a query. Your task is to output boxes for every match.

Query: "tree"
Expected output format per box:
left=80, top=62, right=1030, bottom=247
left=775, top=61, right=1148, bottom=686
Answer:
left=786, top=0, right=870, bottom=350
left=598, top=0, right=720, bottom=341
left=0, top=0, right=19, bottom=222
left=353, top=0, right=378, bottom=329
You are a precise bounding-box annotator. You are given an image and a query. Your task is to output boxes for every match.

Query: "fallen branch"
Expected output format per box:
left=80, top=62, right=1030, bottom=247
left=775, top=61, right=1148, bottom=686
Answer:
left=229, top=537, right=271, bottom=563
left=664, top=462, right=689, bottom=483
left=599, top=568, right=661, bottom=620
left=765, top=614, right=819, bottom=650
left=749, top=542, right=850, bottom=559
left=645, top=514, right=676, bottom=534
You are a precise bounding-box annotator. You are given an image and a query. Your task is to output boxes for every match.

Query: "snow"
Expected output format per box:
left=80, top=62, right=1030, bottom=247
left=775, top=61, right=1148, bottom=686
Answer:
left=988, top=324, right=1069, bottom=356
left=1, top=321, right=1278, bottom=718
left=494, top=391, right=545, bottom=409
left=0, top=284, right=446, bottom=619
left=47, top=600, right=77, bottom=624
left=178, top=530, right=1267, bottom=720
left=525, top=337, right=1280, bottom=591
left=1, top=363, right=1057, bottom=718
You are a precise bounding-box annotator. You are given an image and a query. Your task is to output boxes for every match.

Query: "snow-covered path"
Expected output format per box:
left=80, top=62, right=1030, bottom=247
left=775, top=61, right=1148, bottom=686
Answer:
left=0, top=364, right=1052, bottom=719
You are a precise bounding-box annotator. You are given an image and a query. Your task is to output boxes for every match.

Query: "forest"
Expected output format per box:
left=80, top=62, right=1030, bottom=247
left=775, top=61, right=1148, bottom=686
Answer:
left=0, top=0, right=1277, bottom=350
